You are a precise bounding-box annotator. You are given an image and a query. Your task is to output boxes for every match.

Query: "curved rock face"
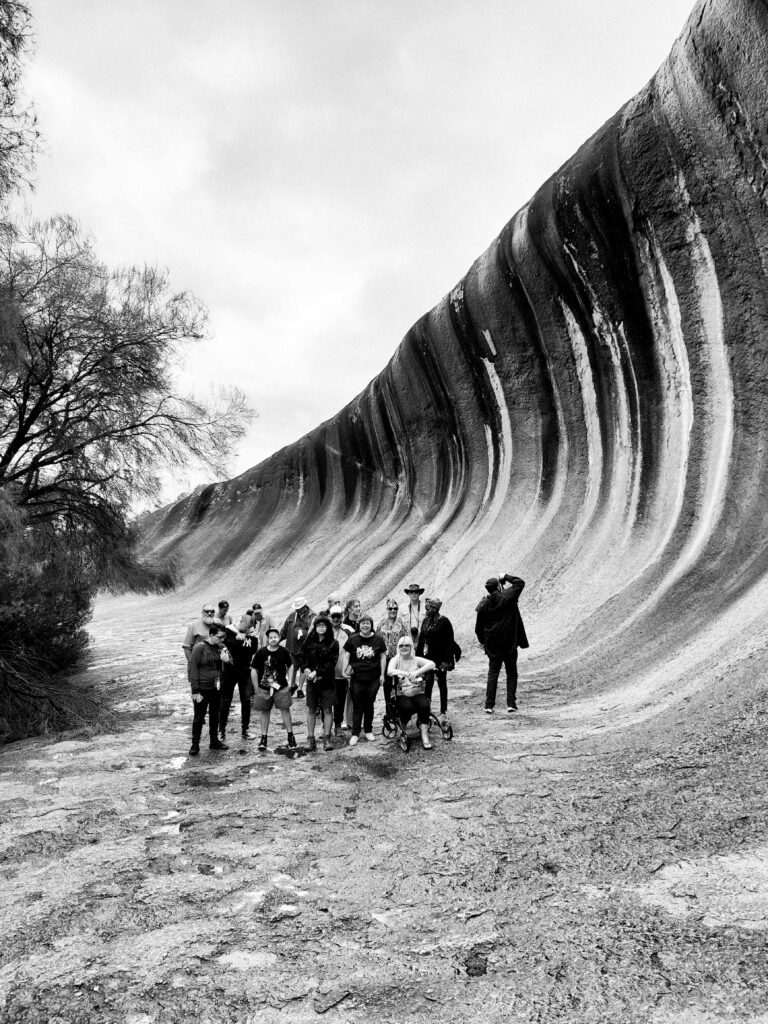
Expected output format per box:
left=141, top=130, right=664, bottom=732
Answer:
left=141, top=0, right=768, bottom=710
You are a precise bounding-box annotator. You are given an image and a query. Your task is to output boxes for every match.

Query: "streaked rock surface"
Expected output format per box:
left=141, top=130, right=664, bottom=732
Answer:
left=138, top=0, right=768, bottom=706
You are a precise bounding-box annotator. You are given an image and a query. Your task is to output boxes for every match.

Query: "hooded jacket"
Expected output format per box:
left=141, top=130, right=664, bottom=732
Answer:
left=474, top=576, right=529, bottom=655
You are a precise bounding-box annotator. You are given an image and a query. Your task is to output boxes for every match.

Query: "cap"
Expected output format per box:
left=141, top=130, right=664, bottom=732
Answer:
left=329, top=604, right=344, bottom=616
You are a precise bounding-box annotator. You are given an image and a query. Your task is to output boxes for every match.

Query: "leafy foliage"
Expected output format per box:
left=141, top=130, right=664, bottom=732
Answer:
left=0, top=215, right=253, bottom=584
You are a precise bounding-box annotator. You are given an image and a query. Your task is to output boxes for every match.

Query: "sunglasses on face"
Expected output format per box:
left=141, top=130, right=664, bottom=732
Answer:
left=203, top=609, right=215, bottom=615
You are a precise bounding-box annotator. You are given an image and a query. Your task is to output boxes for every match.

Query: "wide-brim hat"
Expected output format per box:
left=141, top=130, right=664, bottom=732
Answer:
left=293, top=596, right=308, bottom=610
left=404, top=583, right=424, bottom=595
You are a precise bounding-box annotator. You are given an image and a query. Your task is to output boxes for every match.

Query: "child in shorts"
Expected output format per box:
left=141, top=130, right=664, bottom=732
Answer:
left=250, top=627, right=296, bottom=751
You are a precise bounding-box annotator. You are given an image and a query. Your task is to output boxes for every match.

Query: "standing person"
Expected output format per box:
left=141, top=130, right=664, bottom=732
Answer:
left=404, top=583, right=425, bottom=642
left=416, top=596, right=456, bottom=722
left=280, top=597, right=316, bottom=698
left=376, top=598, right=408, bottom=703
left=387, top=636, right=436, bottom=749
left=329, top=605, right=354, bottom=733
left=188, top=621, right=229, bottom=755
left=214, top=600, right=233, bottom=626
left=251, top=627, right=296, bottom=751
left=219, top=612, right=259, bottom=741
left=299, top=615, right=339, bottom=751
left=343, top=614, right=387, bottom=746
left=249, top=603, right=275, bottom=648
left=475, top=573, right=529, bottom=714
left=319, top=593, right=342, bottom=616
left=182, top=603, right=216, bottom=663
left=342, top=597, right=361, bottom=632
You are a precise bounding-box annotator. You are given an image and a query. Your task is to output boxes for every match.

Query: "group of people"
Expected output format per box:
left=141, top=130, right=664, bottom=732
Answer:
left=182, top=574, right=528, bottom=757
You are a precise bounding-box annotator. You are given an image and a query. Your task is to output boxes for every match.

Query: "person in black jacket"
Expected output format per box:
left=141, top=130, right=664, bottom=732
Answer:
left=188, top=622, right=229, bottom=755
left=219, top=611, right=259, bottom=741
left=475, top=574, right=529, bottom=713
left=298, top=615, right=339, bottom=752
left=416, top=596, right=455, bottom=721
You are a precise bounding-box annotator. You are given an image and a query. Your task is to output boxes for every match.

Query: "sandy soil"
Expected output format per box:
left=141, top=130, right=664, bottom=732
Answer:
left=3, top=616, right=768, bottom=1024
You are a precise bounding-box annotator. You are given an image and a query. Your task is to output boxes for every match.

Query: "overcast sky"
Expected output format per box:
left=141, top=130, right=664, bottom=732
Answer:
left=21, top=0, right=694, bottom=502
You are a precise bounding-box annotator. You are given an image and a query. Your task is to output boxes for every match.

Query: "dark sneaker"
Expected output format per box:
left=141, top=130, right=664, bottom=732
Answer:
left=209, top=740, right=229, bottom=751
left=485, top=707, right=494, bottom=714
left=306, top=736, right=317, bottom=751
left=188, top=744, right=200, bottom=756
left=287, top=733, right=297, bottom=749
left=258, top=735, right=268, bottom=751
left=507, top=704, right=518, bottom=713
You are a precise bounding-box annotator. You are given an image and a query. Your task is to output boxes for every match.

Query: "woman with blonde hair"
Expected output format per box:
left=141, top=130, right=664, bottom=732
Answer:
left=386, top=635, right=436, bottom=750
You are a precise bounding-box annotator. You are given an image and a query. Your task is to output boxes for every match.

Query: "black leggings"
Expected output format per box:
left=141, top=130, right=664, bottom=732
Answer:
left=424, top=668, right=448, bottom=715
left=397, top=693, right=430, bottom=726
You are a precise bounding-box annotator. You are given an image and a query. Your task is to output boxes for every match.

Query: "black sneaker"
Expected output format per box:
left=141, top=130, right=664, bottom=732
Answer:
left=287, top=733, right=297, bottom=749
left=306, top=736, right=317, bottom=751
left=507, top=704, right=518, bottom=713
left=258, top=735, right=268, bottom=751
left=484, top=707, right=494, bottom=715
left=209, top=740, right=229, bottom=751
left=188, top=743, right=200, bottom=756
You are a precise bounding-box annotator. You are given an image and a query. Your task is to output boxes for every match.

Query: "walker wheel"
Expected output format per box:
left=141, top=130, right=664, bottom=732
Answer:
left=442, top=724, right=453, bottom=741
left=382, top=721, right=395, bottom=739
left=398, top=733, right=410, bottom=753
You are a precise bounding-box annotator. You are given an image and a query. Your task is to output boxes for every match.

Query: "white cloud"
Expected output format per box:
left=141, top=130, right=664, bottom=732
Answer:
left=24, top=0, right=695, bottom=495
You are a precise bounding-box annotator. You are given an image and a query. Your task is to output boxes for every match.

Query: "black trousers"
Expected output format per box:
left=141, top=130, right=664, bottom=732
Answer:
left=485, top=649, right=518, bottom=708
left=424, top=668, right=448, bottom=715
left=350, top=677, right=380, bottom=735
left=219, top=667, right=253, bottom=735
left=191, top=689, right=221, bottom=746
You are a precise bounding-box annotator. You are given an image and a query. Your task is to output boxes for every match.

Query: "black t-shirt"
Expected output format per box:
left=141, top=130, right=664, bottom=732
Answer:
left=224, top=628, right=259, bottom=672
left=251, top=646, right=292, bottom=690
left=344, top=633, right=386, bottom=682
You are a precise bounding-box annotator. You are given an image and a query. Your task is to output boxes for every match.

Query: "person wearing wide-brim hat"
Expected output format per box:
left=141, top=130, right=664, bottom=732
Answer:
left=404, top=583, right=425, bottom=641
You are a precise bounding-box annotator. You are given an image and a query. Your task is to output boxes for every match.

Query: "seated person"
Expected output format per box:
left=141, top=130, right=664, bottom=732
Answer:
left=386, top=636, right=436, bottom=750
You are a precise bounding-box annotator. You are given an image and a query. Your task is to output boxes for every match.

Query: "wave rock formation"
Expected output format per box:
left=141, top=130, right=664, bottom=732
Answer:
left=138, top=0, right=768, bottom=720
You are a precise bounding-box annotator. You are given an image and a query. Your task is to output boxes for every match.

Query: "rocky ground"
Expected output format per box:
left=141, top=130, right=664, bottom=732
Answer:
left=2, top=624, right=768, bottom=1024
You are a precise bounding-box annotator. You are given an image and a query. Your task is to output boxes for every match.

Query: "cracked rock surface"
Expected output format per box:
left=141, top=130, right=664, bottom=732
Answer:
left=2, top=631, right=768, bottom=1024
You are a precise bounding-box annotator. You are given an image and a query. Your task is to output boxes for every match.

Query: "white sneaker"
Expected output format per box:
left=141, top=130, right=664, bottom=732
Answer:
left=349, top=735, right=359, bottom=746
left=364, top=732, right=376, bottom=742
